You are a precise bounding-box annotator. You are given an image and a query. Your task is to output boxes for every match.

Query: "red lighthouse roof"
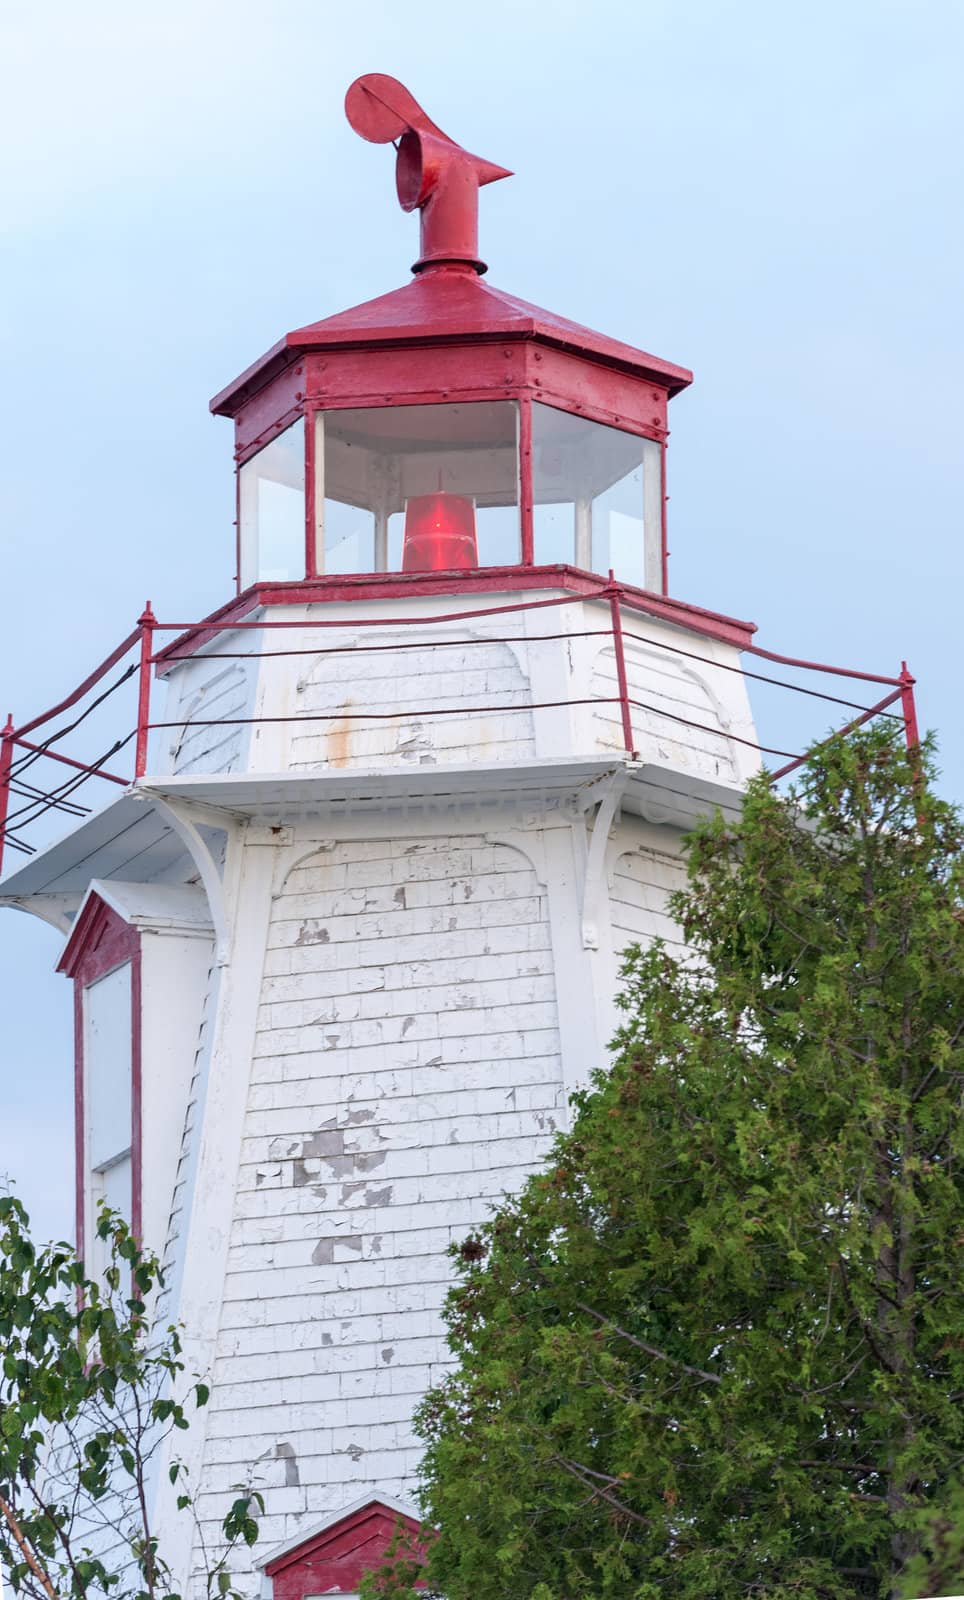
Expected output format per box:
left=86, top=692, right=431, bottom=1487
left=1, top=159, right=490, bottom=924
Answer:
left=211, top=74, right=691, bottom=418
left=210, top=269, right=692, bottom=417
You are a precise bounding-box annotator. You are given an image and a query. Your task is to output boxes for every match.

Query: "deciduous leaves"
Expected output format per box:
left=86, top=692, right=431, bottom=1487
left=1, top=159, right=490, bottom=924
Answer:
left=0, top=1202, right=259, bottom=1600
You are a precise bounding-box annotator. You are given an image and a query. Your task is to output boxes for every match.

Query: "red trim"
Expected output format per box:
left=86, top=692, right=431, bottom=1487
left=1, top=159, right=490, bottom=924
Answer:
left=13, top=629, right=140, bottom=743
left=228, top=354, right=669, bottom=466
left=59, top=897, right=141, bottom=1260
left=11, top=737, right=128, bottom=786
left=899, top=661, right=920, bottom=752
left=609, top=588, right=636, bottom=756
left=210, top=270, right=691, bottom=419
left=769, top=687, right=904, bottom=783
left=265, top=1501, right=427, bottom=1598
left=73, top=980, right=84, bottom=1266
left=152, top=566, right=757, bottom=673
left=304, top=411, right=317, bottom=579
left=660, top=435, right=669, bottom=596
left=135, top=605, right=156, bottom=780
left=744, top=640, right=902, bottom=687
left=130, top=947, right=142, bottom=1242
left=0, top=715, right=14, bottom=877
left=519, top=397, right=534, bottom=565
left=235, top=460, right=242, bottom=594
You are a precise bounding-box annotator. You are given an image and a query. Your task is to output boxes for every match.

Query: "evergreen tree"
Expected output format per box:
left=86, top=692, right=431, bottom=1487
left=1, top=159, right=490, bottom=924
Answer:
left=366, top=727, right=964, bottom=1600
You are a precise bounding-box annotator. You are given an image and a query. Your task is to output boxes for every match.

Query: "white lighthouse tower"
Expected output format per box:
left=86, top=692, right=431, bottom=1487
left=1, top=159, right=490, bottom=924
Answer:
left=0, top=75, right=763, bottom=1598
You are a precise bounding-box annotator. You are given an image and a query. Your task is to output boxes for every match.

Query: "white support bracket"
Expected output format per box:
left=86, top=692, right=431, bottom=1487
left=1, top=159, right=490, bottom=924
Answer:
left=579, top=767, right=630, bottom=950
left=132, top=792, right=235, bottom=965
left=0, top=893, right=81, bottom=934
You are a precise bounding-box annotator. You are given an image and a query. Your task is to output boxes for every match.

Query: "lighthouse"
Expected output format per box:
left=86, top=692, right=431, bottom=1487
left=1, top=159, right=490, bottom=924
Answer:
left=0, top=75, right=764, bottom=1598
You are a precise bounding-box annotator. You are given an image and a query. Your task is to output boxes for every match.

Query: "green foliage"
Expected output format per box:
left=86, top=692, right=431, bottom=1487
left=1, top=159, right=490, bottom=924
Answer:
left=0, top=1200, right=260, bottom=1600
left=898, top=1477, right=964, bottom=1598
left=372, top=728, right=964, bottom=1600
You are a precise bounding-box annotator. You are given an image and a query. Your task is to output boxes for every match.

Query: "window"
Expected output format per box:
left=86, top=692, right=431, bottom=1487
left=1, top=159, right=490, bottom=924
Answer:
left=317, top=401, right=520, bottom=573
left=531, top=402, right=663, bottom=589
left=84, top=962, right=133, bottom=1279
left=239, top=418, right=306, bottom=587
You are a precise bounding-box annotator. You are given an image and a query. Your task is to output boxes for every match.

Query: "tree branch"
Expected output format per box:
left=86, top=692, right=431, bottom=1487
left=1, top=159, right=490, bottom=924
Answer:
left=574, top=1303, right=722, bottom=1386
left=0, top=1492, right=60, bottom=1600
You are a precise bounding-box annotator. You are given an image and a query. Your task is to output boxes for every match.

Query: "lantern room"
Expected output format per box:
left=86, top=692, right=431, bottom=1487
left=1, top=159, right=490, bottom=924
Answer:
left=212, top=74, right=691, bottom=600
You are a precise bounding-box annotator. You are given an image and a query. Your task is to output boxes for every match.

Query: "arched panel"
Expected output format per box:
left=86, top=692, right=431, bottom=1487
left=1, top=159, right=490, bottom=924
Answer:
left=291, top=629, right=535, bottom=771
left=592, top=637, right=739, bottom=782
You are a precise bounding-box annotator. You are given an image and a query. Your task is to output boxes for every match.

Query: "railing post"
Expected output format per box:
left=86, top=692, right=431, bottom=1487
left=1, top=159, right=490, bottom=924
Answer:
left=0, top=714, right=14, bottom=877
left=134, top=603, right=156, bottom=779
left=899, top=660, right=919, bottom=754
left=899, top=659, right=924, bottom=812
left=608, top=578, right=636, bottom=758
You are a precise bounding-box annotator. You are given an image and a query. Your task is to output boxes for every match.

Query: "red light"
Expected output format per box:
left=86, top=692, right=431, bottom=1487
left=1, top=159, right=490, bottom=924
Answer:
left=402, top=493, right=478, bottom=572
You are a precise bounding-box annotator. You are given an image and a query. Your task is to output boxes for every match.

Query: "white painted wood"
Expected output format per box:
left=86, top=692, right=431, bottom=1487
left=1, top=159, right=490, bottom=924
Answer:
left=137, top=794, right=236, bottom=964
left=150, top=827, right=281, bottom=1599
left=642, top=439, right=663, bottom=592
left=139, top=931, right=216, bottom=1264
left=81, top=880, right=213, bottom=937
left=1, top=579, right=766, bottom=1593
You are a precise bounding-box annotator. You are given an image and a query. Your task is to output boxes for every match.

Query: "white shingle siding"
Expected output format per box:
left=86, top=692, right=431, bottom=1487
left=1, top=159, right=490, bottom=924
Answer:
left=165, top=660, right=254, bottom=776
left=153, top=596, right=758, bottom=782
left=155, top=959, right=219, bottom=1328
left=592, top=637, right=740, bottom=782
left=289, top=631, right=535, bottom=771
left=138, top=591, right=760, bottom=1592
left=610, top=844, right=688, bottom=955
left=190, top=834, right=563, bottom=1556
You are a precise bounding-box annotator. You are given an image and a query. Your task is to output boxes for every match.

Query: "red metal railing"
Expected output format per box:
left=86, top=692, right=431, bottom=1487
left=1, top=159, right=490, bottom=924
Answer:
left=0, top=587, right=919, bottom=875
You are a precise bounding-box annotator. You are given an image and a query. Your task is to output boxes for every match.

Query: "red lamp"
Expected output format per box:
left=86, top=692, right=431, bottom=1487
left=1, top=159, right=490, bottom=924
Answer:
left=402, top=492, right=478, bottom=572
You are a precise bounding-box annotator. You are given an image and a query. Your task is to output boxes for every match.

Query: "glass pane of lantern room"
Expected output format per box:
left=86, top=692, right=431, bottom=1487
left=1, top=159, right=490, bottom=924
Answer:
left=319, top=402, right=519, bottom=574
left=238, top=419, right=306, bottom=587
left=532, top=403, right=662, bottom=590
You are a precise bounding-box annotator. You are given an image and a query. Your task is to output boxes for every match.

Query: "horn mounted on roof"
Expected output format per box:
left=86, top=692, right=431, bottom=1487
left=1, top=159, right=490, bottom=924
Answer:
left=345, top=73, right=512, bottom=275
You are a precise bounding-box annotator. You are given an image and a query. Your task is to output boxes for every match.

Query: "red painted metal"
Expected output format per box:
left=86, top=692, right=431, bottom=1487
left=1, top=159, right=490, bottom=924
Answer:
left=519, top=397, right=534, bottom=565
left=13, top=628, right=140, bottom=742
left=402, top=492, right=478, bottom=571
left=303, top=410, right=318, bottom=579
left=152, top=569, right=757, bottom=673
left=660, top=436, right=669, bottom=596
left=0, top=714, right=14, bottom=877
left=156, top=627, right=614, bottom=663
left=130, top=946, right=143, bottom=1243
left=768, top=687, right=904, bottom=783
left=346, top=74, right=511, bottom=276
left=212, top=273, right=691, bottom=423
left=232, top=352, right=668, bottom=471
left=608, top=582, right=636, bottom=757
left=265, top=1499, right=427, bottom=1599
left=135, top=604, right=156, bottom=779
left=207, top=74, right=689, bottom=606
left=72, top=981, right=84, bottom=1266
left=620, top=628, right=905, bottom=715
left=744, top=639, right=902, bottom=688
left=12, top=736, right=128, bottom=786
left=899, top=660, right=920, bottom=752
left=59, top=897, right=141, bottom=1263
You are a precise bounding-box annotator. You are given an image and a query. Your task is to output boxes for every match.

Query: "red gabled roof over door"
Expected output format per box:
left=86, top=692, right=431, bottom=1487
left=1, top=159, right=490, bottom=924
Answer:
left=264, top=1498, right=427, bottom=1598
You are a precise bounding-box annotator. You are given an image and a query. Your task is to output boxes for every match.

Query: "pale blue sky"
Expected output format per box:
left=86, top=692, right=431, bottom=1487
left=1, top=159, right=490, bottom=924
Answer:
left=1, top=0, right=962, bottom=1242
